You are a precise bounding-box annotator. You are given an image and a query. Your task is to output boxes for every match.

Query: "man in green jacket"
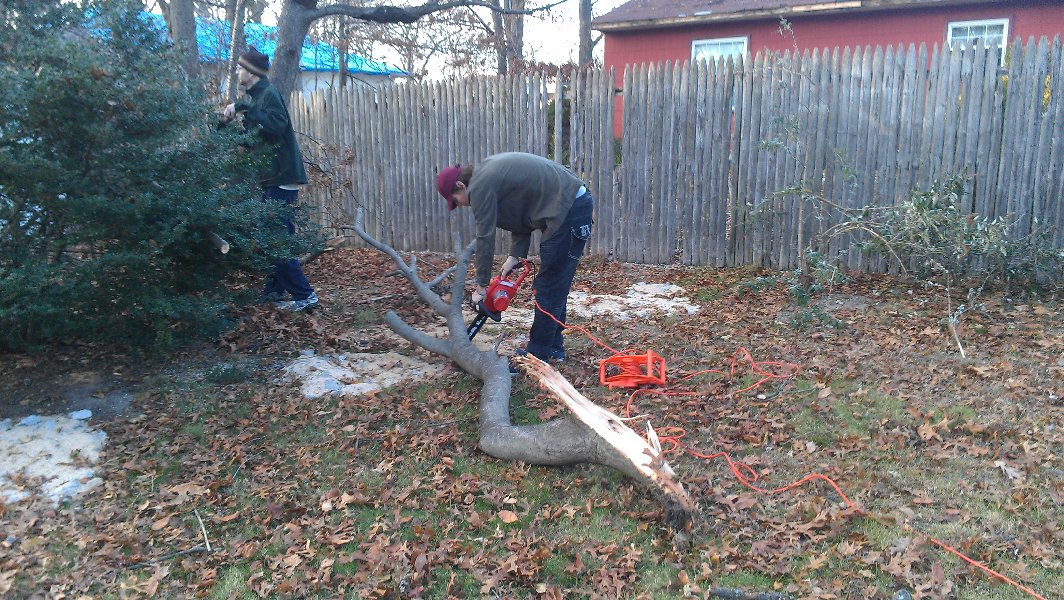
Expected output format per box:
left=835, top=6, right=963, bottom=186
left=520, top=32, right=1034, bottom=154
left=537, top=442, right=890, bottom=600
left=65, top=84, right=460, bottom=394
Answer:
left=223, top=48, right=317, bottom=311
left=437, top=152, right=594, bottom=364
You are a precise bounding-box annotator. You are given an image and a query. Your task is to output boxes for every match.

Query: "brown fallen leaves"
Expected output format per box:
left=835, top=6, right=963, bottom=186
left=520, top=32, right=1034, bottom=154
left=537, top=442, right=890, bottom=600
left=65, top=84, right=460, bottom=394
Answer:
left=0, top=250, right=1060, bottom=599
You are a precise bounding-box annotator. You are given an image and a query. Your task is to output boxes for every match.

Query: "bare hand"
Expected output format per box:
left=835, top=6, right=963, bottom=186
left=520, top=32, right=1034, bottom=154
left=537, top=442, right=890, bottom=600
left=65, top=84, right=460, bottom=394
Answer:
left=223, top=103, right=237, bottom=121
left=471, top=286, right=486, bottom=305
left=500, top=255, right=521, bottom=277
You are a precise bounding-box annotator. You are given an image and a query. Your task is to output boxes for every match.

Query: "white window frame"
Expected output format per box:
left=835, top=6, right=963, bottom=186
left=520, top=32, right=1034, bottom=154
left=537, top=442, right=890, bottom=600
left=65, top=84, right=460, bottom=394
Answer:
left=691, top=36, right=749, bottom=62
left=947, top=18, right=1009, bottom=65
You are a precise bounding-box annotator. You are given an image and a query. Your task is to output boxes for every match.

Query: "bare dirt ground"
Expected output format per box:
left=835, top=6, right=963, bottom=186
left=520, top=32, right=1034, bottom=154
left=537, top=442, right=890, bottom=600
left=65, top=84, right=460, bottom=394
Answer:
left=0, top=248, right=1061, bottom=599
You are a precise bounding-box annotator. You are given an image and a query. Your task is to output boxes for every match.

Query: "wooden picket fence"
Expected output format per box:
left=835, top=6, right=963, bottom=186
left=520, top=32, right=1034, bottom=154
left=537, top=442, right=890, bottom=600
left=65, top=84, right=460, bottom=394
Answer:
left=291, top=37, right=1064, bottom=270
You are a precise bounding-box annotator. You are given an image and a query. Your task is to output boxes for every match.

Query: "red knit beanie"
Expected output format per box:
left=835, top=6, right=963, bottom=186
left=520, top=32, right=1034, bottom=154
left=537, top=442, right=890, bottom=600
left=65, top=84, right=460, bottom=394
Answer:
left=436, top=165, right=462, bottom=210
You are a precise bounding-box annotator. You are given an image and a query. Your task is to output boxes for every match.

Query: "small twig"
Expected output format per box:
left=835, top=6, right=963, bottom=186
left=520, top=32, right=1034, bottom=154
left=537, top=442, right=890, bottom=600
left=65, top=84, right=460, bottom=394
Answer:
left=708, top=587, right=794, bottom=600
left=943, top=276, right=967, bottom=358
left=357, top=293, right=396, bottom=304
left=194, top=508, right=212, bottom=552
left=127, top=545, right=209, bottom=569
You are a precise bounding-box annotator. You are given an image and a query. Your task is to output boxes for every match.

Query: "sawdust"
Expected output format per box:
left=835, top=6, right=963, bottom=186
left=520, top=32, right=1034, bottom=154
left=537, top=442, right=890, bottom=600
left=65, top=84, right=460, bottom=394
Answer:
left=282, top=350, right=446, bottom=399
left=0, top=413, right=106, bottom=505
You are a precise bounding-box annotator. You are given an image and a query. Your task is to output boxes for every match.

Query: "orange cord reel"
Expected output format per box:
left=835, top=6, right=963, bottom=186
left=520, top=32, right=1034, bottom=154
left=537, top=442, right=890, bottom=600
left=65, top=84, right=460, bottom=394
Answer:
left=599, top=350, right=667, bottom=388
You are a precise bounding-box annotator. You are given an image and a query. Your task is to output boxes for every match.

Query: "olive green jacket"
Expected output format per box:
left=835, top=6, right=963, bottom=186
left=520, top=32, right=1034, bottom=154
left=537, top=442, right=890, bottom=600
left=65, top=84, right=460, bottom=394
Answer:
left=468, top=152, right=584, bottom=286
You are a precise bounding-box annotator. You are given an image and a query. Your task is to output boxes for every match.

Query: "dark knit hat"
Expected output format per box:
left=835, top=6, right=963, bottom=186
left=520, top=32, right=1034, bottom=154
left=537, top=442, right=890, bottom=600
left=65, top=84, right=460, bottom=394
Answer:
left=238, top=47, right=270, bottom=77
left=436, top=165, right=462, bottom=210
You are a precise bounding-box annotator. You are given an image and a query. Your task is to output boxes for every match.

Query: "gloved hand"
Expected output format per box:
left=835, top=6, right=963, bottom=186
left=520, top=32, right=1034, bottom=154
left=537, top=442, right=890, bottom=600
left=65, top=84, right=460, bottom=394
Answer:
left=500, top=255, right=521, bottom=277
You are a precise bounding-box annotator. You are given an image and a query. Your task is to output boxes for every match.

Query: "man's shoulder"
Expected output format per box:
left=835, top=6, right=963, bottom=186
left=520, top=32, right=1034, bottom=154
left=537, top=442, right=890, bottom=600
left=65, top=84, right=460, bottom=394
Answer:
left=248, top=79, right=280, bottom=98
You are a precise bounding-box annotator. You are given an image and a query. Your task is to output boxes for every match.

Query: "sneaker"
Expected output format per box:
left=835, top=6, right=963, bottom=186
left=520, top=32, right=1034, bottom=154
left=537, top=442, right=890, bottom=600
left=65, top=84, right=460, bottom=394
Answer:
left=290, top=292, right=319, bottom=312
left=276, top=292, right=318, bottom=312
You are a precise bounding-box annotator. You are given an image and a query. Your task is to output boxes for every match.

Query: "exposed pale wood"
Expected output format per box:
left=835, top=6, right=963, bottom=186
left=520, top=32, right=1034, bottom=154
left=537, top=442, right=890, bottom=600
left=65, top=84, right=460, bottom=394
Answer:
left=208, top=232, right=229, bottom=254
left=515, top=354, right=697, bottom=529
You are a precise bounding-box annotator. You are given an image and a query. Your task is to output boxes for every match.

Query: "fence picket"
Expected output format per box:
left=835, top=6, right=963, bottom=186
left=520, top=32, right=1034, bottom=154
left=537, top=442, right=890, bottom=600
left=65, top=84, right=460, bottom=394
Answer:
left=290, top=41, right=1063, bottom=271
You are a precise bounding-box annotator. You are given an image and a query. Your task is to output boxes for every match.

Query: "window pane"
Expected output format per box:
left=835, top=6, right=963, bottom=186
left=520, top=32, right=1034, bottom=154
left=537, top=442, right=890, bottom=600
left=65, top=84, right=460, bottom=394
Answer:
left=693, top=39, right=745, bottom=61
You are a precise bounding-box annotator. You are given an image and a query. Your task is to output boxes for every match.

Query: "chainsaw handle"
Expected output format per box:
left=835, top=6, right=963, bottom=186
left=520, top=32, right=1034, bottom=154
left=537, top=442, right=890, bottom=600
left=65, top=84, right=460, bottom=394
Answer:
left=501, top=257, right=532, bottom=279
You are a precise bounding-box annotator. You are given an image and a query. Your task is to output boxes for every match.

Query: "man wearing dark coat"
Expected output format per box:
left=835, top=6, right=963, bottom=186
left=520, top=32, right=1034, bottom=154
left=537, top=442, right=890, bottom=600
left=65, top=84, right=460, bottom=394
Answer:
left=223, top=48, right=317, bottom=311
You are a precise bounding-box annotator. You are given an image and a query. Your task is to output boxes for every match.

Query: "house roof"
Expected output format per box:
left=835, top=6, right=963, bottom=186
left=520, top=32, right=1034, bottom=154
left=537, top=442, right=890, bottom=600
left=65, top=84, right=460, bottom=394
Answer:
left=592, top=0, right=1004, bottom=31
left=144, top=12, right=406, bottom=76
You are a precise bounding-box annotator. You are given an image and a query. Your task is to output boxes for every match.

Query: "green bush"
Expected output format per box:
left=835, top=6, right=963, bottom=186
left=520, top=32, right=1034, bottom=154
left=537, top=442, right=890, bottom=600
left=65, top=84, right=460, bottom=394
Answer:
left=0, top=0, right=319, bottom=350
left=859, top=175, right=1064, bottom=291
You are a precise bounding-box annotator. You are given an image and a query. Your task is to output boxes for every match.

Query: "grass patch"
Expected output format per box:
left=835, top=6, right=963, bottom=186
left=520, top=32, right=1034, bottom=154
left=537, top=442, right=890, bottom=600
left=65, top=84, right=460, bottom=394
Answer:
left=210, top=566, right=254, bottom=600
left=711, top=570, right=779, bottom=593
left=204, top=363, right=253, bottom=385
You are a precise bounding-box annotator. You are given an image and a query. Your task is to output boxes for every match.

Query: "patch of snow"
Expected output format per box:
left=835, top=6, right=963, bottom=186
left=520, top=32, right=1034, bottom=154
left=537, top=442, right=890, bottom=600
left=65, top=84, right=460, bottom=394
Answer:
left=283, top=351, right=446, bottom=399
left=0, top=412, right=106, bottom=505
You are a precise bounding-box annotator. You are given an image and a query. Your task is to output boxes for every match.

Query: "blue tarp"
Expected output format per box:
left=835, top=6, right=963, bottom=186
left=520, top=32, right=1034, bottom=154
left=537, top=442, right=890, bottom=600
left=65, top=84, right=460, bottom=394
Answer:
left=143, top=12, right=406, bottom=76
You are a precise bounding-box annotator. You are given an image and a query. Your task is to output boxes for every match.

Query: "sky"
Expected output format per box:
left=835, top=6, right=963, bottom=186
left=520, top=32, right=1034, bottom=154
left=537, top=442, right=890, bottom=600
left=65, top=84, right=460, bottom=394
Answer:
left=256, top=0, right=632, bottom=70
left=521, top=0, right=630, bottom=64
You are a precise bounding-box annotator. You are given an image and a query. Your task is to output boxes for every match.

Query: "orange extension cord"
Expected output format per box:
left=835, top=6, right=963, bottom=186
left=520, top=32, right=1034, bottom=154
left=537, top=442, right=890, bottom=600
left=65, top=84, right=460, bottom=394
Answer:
left=528, top=292, right=1047, bottom=600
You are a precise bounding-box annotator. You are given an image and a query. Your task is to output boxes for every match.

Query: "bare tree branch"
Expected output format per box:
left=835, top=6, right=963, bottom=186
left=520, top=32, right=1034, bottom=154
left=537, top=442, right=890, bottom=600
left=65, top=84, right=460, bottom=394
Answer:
left=305, top=0, right=546, bottom=23
left=341, top=208, right=697, bottom=547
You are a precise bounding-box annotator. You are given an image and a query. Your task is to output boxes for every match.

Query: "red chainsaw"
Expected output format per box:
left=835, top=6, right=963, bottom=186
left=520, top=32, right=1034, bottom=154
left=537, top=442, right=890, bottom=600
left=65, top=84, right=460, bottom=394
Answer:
left=466, top=260, right=531, bottom=340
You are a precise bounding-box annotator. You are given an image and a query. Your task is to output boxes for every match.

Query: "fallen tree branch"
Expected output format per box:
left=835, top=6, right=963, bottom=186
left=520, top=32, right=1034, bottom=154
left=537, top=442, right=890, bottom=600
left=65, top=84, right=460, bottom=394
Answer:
left=344, top=209, right=696, bottom=546
left=300, top=235, right=346, bottom=266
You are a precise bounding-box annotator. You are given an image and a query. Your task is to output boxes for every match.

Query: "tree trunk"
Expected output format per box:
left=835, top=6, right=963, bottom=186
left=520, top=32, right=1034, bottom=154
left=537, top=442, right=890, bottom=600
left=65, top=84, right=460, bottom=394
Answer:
left=490, top=0, right=506, bottom=75
left=225, top=0, right=246, bottom=102
left=344, top=216, right=696, bottom=546
left=578, top=0, right=592, bottom=66
left=505, top=0, right=525, bottom=73
left=272, top=4, right=312, bottom=99
left=338, top=19, right=349, bottom=89
left=168, top=0, right=200, bottom=79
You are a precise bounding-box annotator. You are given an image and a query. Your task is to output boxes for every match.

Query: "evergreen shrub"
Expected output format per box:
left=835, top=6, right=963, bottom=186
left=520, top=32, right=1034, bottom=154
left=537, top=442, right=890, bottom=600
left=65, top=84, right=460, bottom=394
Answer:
left=0, top=0, right=318, bottom=350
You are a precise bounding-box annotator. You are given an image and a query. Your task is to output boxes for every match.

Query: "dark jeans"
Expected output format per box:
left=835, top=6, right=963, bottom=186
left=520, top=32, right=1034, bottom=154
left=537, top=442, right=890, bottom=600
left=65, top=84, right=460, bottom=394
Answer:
left=526, top=191, right=594, bottom=362
left=263, top=186, right=314, bottom=301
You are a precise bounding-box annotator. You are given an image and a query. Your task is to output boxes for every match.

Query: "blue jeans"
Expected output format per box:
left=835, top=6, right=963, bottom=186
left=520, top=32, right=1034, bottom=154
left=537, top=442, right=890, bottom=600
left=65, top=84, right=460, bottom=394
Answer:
left=263, top=187, right=315, bottom=301
left=526, top=192, right=594, bottom=362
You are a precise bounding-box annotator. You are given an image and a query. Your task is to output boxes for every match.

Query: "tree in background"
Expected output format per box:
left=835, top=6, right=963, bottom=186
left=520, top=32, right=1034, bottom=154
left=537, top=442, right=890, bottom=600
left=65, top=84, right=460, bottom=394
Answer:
left=0, top=0, right=318, bottom=351
left=158, top=0, right=552, bottom=95
left=578, top=0, right=603, bottom=67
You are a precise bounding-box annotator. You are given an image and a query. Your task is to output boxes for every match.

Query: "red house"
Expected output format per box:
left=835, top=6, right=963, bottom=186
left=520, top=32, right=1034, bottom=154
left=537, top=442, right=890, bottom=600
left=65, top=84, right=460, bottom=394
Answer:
left=592, top=0, right=1064, bottom=135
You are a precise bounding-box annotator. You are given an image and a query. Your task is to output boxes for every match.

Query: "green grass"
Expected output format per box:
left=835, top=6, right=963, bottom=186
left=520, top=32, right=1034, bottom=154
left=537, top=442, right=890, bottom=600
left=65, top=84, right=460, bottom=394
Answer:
left=692, top=287, right=720, bottom=302
left=424, top=568, right=479, bottom=597
left=710, top=570, right=780, bottom=594
left=210, top=566, right=255, bottom=600
left=11, top=272, right=1062, bottom=600
left=204, top=363, right=253, bottom=385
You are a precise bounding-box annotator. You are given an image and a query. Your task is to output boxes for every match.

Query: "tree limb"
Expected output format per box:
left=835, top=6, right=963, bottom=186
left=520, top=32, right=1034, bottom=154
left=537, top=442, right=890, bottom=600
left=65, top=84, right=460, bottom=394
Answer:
left=306, top=0, right=551, bottom=23
left=342, top=210, right=697, bottom=545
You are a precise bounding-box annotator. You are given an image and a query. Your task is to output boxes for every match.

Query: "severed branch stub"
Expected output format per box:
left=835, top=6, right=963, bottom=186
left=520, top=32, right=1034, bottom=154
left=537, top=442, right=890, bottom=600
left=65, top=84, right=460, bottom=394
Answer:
left=208, top=232, right=230, bottom=254
left=343, top=209, right=696, bottom=547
